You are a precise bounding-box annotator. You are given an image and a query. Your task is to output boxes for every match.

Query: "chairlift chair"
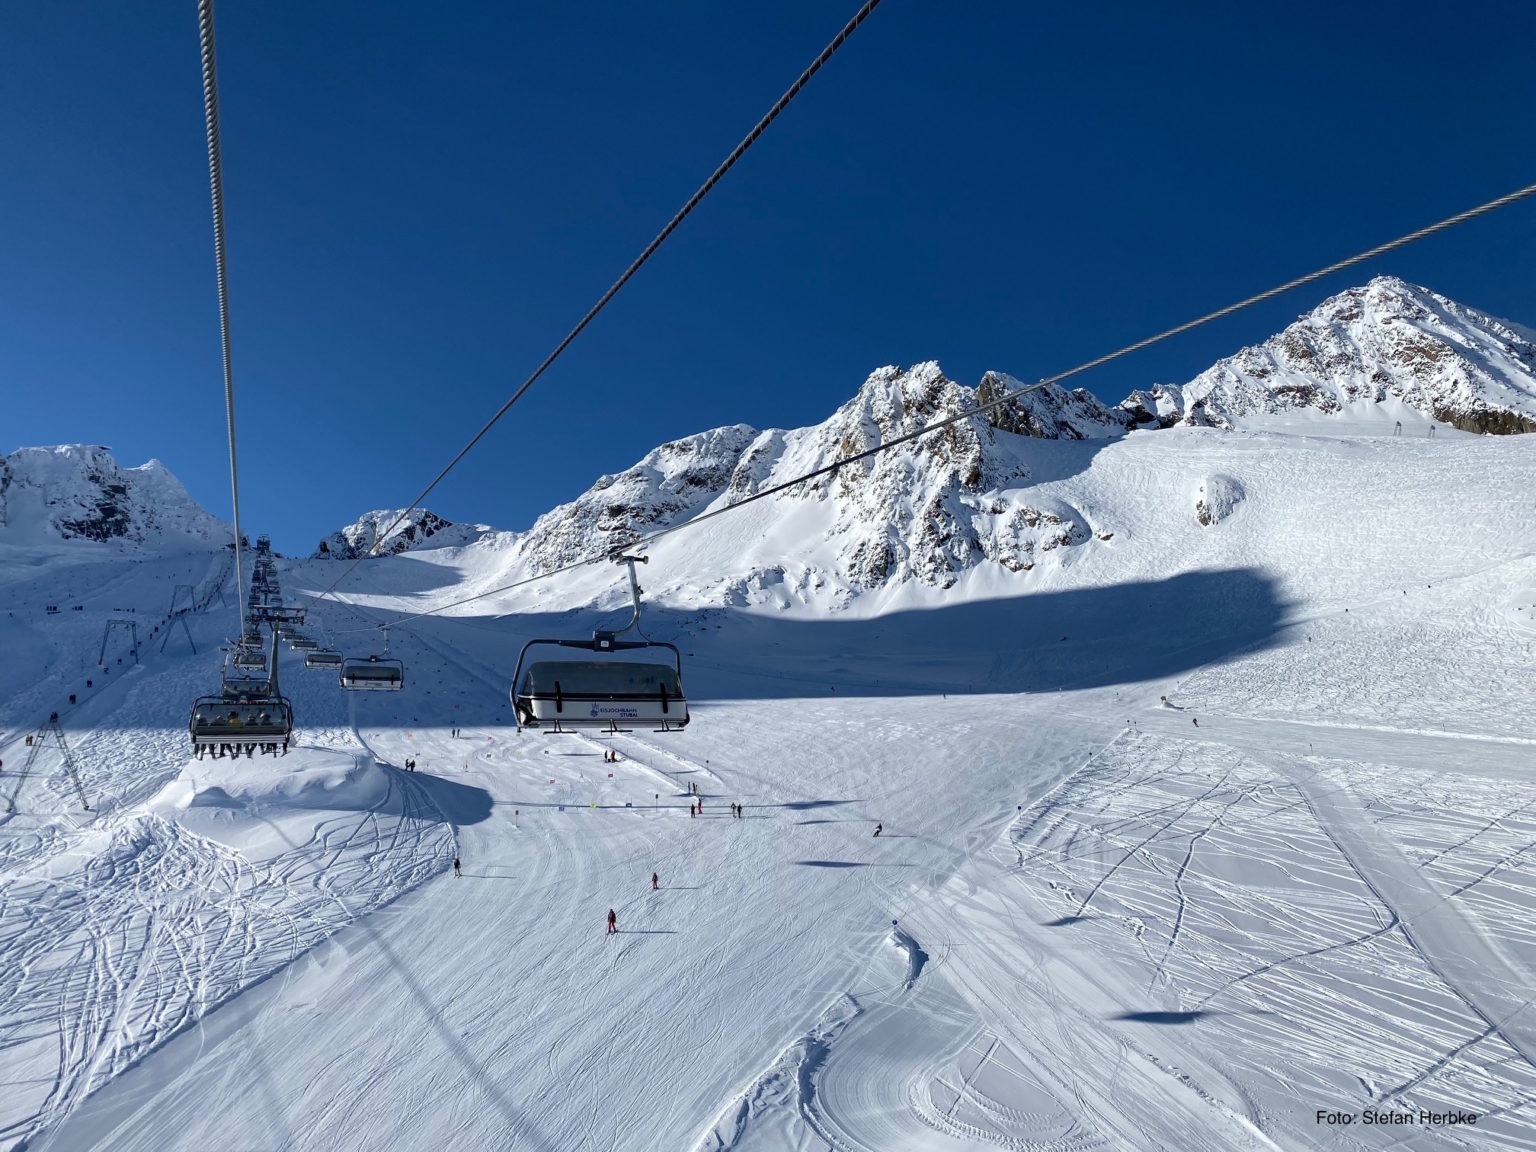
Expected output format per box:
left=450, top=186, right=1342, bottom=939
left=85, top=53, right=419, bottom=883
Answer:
left=189, top=629, right=292, bottom=752
left=189, top=696, right=293, bottom=748
left=304, top=649, right=343, bottom=669
left=509, top=554, right=689, bottom=733
left=232, top=640, right=268, bottom=670
left=339, top=653, right=404, bottom=691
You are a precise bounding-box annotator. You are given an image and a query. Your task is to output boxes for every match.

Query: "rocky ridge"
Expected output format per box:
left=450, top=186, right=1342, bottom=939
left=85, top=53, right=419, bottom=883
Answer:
left=1154, top=276, right=1536, bottom=432
left=312, top=508, right=493, bottom=559
left=0, top=445, right=227, bottom=547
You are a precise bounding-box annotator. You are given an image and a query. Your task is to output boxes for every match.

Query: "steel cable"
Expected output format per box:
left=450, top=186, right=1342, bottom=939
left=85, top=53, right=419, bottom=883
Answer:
left=310, top=0, right=886, bottom=606
left=198, top=0, right=247, bottom=624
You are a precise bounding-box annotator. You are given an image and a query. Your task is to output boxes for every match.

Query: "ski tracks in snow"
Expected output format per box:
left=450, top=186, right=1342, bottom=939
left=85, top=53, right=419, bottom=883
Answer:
left=0, top=760, right=454, bottom=1149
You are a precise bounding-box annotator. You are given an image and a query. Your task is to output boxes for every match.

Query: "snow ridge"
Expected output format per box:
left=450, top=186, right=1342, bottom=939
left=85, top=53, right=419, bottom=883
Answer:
left=1167, top=275, right=1536, bottom=432
left=0, top=445, right=226, bottom=548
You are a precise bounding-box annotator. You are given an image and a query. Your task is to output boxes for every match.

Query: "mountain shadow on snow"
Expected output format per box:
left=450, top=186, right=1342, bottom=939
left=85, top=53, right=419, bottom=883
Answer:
left=338, top=567, right=1285, bottom=701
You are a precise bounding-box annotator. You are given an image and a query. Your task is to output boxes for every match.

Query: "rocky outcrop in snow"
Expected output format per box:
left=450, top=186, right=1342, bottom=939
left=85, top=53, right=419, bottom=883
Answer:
left=313, top=508, right=492, bottom=559
left=0, top=445, right=227, bottom=547
left=511, top=425, right=759, bottom=570
left=508, top=363, right=1100, bottom=593
left=1171, top=276, right=1536, bottom=432
left=1195, top=474, right=1245, bottom=527
left=979, top=372, right=1132, bottom=439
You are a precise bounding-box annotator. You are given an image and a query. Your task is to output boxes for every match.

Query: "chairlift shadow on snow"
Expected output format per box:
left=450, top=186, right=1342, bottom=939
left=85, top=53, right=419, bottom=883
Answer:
left=1107, top=1008, right=1265, bottom=1025
left=792, top=859, right=918, bottom=869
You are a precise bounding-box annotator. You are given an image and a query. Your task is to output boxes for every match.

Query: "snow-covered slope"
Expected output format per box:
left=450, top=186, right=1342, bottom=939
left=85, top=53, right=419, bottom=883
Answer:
left=9, top=420, right=1536, bottom=1152
left=1165, top=275, right=1536, bottom=432
left=312, top=507, right=496, bottom=559
left=8, top=363, right=1536, bottom=1151
left=0, top=445, right=227, bottom=548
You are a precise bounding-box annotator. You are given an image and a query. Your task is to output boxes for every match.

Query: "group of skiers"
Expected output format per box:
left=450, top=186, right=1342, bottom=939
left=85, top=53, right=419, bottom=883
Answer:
left=603, top=750, right=622, bottom=763
left=404, top=757, right=417, bottom=771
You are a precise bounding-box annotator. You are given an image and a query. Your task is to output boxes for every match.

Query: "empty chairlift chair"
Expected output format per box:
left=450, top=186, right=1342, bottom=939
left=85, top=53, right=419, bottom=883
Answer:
left=513, top=656, right=687, bottom=732
left=304, top=649, right=344, bottom=669
left=339, top=653, right=404, bottom=691
left=509, top=553, right=688, bottom=733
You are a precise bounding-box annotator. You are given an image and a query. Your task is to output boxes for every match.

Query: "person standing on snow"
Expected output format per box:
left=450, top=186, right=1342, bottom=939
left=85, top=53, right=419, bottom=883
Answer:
left=453, top=857, right=461, bottom=878
left=874, top=823, right=883, bottom=837
left=651, top=872, right=659, bottom=891
left=607, top=908, right=618, bottom=935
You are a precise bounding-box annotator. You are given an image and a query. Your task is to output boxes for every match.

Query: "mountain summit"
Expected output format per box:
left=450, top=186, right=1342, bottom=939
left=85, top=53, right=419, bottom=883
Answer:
left=1155, top=276, right=1536, bottom=432
left=312, top=508, right=494, bottom=559
left=0, top=445, right=226, bottom=548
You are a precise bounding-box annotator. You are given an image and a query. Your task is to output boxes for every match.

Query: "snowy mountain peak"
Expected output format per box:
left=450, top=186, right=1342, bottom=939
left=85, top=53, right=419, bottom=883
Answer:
left=313, top=508, right=493, bottom=559
left=1172, top=275, right=1536, bottom=432
left=0, top=445, right=227, bottom=547
left=503, top=363, right=1102, bottom=597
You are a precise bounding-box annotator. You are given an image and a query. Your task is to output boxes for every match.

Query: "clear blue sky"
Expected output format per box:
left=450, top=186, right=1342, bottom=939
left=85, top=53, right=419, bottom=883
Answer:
left=4, top=1, right=1533, bottom=555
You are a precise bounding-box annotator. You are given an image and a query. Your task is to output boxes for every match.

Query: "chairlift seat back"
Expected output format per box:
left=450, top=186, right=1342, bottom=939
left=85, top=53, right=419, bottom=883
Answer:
left=513, top=659, right=687, bottom=729
left=339, top=655, right=404, bottom=691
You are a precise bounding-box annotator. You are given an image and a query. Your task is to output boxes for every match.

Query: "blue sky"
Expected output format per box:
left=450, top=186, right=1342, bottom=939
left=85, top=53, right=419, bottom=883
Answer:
left=4, top=1, right=1533, bottom=555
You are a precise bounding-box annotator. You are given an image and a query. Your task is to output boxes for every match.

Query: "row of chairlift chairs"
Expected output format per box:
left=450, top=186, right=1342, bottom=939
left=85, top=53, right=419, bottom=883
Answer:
left=188, top=542, right=404, bottom=754
left=188, top=551, right=685, bottom=755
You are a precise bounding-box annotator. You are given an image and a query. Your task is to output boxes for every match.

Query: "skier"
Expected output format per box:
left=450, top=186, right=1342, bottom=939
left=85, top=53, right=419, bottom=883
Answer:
left=1192, top=717, right=1198, bottom=727
left=651, top=872, right=659, bottom=891
left=607, top=908, right=617, bottom=935
left=453, top=857, right=461, bottom=878
left=689, top=802, right=696, bottom=818
left=874, top=822, right=883, bottom=837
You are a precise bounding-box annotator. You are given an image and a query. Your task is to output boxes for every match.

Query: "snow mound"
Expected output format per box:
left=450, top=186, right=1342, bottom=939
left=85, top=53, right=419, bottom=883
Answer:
left=695, top=995, right=861, bottom=1151
left=887, top=925, right=928, bottom=989
left=148, top=750, right=392, bottom=857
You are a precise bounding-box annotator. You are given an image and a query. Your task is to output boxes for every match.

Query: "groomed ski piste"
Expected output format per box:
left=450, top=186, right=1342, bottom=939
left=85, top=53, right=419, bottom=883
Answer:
left=3, top=417, right=1536, bottom=1151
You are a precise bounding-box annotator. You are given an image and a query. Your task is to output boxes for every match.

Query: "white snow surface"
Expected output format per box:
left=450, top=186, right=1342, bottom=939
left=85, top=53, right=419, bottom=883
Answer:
left=4, top=403, right=1536, bottom=1150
